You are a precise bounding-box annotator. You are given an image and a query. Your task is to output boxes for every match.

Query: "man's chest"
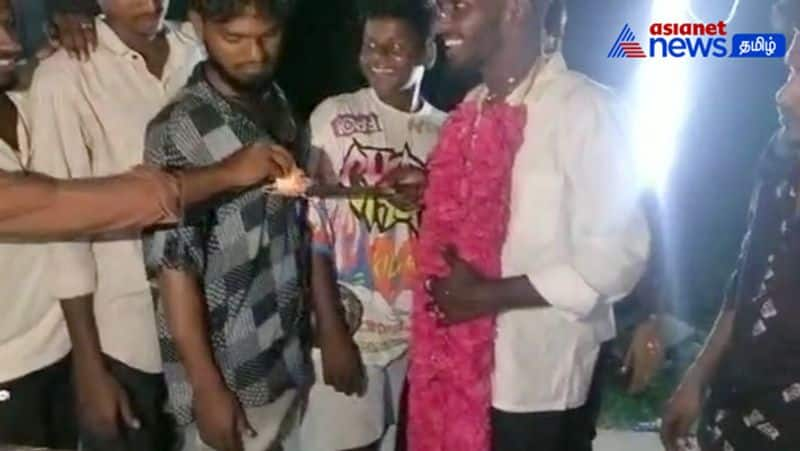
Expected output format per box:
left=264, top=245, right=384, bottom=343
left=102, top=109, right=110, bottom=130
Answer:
left=81, top=56, right=198, bottom=173
left=732, top=160, right=800, bottom=349
left=503, top=125, right=567, bottom=254
left=328, top=112, right=439, bottom=185
left=204, top=191, right=301, bottom=287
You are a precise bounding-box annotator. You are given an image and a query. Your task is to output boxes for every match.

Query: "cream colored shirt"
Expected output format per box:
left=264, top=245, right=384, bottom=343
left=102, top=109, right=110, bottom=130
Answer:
left=473, top=54, right=650, bottom=412
left=0, top=91, right=71, bottom=382
left=29, top=19, right=204, bottom=373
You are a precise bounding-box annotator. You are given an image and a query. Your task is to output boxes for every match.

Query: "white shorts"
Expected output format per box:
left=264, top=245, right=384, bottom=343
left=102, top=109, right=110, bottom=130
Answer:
left=180, top=389, right=300, bottom=451
left=296, top=350, right=407, bottom=451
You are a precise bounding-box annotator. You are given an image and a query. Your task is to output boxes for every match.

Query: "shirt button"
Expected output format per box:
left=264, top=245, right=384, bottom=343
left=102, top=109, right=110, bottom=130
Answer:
left=0, top=390, right=10, bottom=402
left=777, top=181, right=788, bottom=199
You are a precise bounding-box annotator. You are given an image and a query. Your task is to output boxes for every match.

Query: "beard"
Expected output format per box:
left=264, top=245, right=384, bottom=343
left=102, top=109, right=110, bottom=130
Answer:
left=0, top=71, right=17, bottom=91
left=206, top=57, right=274, bottom=94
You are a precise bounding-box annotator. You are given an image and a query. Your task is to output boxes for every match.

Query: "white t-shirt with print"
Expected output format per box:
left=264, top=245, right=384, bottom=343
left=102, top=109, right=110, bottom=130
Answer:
left=308, top=88, right=446, bottom=367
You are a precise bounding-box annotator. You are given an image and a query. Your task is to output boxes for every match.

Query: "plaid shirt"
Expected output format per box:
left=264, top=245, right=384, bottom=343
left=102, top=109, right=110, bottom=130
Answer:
left=143, top=65, right=311, bottom=426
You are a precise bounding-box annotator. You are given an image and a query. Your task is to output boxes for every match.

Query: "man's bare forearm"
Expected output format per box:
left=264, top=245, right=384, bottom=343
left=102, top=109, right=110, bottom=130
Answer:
left=0, top=162, right=255, bottom=240
left=310, top=253, right=349, bottom=338
left=60, top=295, right=107, bottom=377
left=684, top=306, right=736, bottom=386
left=178, top=163, right=248, bottom=208
left=158, top=269, right=226, bottom=390
left=0, top=169, right=176, bottom=240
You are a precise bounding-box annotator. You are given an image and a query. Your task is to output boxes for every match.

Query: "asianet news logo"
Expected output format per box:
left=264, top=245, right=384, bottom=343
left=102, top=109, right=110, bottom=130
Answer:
left=608, top=22, right=786, bottom=59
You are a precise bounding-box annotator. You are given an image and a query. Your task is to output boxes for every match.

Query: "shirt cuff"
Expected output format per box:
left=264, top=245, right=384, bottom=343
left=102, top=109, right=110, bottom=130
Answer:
left=526, top=263, right=601, bottom=321
left=50, top=242, right=97, bottom=299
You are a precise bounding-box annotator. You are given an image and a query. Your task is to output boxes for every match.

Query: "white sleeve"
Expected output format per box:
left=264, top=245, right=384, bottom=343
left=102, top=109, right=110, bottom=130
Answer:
left=526, top=91, right=650, bottom=320
left=307, top=99, right=340, bottom=183
left=28, top=63, right=98, bottom=299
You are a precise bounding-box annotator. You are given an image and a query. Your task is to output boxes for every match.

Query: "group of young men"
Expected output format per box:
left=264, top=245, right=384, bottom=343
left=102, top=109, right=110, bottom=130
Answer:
left=0, top=1, right=797, bottom=451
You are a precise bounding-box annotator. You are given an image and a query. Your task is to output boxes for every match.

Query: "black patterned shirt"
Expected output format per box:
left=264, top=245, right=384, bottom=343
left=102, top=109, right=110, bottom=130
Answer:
left=701, top=133, right=800, bottom=450
left=719, top=134, right=800, bottom=392
left=143, top=65, right=311, bottom=426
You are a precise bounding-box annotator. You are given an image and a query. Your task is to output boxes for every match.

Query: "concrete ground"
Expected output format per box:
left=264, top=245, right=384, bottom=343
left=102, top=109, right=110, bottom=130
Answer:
left=595, top=430, right=663, bottom=451
left=379, top=429, right=664, bottom=451
left=4, top=429, right=664, bottom=450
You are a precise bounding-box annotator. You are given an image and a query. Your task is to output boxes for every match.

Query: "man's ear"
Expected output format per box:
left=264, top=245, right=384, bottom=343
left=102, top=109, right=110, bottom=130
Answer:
left=424, top=39, right=437, bottom=69
left=188, top=10, right=204, bottom=40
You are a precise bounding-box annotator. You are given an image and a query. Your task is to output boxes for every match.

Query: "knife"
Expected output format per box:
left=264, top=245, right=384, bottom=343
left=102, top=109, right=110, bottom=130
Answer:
left=304, top=183, right=394, bottom=198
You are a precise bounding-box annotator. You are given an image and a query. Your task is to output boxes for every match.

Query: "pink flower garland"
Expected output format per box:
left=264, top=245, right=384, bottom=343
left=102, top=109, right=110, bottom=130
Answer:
left=408, top=99, right=528, bottom=451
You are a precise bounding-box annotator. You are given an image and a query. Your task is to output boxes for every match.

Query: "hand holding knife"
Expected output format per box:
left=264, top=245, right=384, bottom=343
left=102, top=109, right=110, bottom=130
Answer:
left=265, top=177, right=395, bottom=198
left=266, top=165, right=426, bottom=210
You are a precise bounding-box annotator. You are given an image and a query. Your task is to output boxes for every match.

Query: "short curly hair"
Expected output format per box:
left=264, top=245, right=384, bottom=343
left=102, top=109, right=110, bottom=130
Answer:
left=358, top=0, right=437, bottom=42
left=190, top=0, right=296, bottom=24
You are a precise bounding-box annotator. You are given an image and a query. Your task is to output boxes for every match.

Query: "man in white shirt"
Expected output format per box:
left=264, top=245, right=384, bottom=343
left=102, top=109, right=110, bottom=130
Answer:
left=28, top=0, right=204, bottom=449
left=0, top=5, right=77, bottom=448
left=0, top=2, right=311, bottom=448
left=425, top=0, right=650, bottom=450
left=299, top=1, right=444, bottom=450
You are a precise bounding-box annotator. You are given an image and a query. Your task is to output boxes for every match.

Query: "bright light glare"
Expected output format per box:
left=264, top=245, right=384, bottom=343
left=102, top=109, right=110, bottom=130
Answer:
left=631, top=0, right=692, bottom=193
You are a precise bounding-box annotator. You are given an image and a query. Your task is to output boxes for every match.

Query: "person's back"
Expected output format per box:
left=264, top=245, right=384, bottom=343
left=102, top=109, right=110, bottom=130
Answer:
left=143, top=1, right=310, bottom=450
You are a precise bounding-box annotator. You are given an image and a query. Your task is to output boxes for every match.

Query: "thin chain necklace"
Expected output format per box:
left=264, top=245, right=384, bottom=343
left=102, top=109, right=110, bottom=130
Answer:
left=485, top=75, right=524, bottom=104
left=471, top=55, right=549, bottom=155
left=483, top=55, right=549, bottom=106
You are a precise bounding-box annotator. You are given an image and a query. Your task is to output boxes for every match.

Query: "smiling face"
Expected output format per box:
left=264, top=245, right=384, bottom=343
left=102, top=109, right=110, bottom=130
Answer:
left=359, top=17, right=427, bottom=105
left=436, top=0, right=505, bottom=73
left=0, top=0, right=21, bottom=90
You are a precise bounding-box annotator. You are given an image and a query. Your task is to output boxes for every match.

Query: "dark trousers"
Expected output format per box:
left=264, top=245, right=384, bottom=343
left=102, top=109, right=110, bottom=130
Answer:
left=0, top=355, right=78, bottom=449
left=491, top=345, right=608, bottom=451
left=491, top=403, right=597, bottom=451
left=78, top=357, right=176, bottom=451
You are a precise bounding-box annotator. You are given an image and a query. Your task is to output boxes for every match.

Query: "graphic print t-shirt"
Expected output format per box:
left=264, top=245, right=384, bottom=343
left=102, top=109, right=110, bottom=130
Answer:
left=308, top=88, right=446, bottom=366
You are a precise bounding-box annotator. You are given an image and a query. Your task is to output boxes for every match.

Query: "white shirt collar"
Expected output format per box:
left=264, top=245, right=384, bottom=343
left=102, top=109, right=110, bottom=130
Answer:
left=468, top=52, right=568, bottom=106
